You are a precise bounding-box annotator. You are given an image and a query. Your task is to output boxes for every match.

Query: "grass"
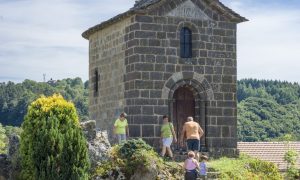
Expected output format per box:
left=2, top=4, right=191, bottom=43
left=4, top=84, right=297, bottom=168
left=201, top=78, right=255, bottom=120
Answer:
left=208, top=154, right=283, bottom=180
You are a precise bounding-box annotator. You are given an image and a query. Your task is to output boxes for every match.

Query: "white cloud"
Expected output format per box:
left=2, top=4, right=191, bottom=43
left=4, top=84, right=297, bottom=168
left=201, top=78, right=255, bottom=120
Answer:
left=222, top=0, right=300, bottom=83
left=0, top=0, right=136, bottom=82
left=0, top=0, right=299, bottom=83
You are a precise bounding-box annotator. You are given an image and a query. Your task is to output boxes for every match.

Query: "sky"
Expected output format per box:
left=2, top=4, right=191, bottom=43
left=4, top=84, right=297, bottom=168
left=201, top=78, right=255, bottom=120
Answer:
left=0, top=0, right=299, bottom=83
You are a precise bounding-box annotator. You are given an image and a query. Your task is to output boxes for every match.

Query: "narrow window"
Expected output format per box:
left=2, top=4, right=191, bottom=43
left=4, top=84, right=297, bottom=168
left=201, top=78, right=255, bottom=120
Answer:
left=94, top=69, right=99, bottom=95
left=180, top=27, right=192, bottom=58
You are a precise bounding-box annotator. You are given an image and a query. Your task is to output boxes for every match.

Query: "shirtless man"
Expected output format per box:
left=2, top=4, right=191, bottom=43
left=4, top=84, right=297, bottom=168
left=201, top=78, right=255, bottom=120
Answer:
left=180, top=116, right=204, bottom=161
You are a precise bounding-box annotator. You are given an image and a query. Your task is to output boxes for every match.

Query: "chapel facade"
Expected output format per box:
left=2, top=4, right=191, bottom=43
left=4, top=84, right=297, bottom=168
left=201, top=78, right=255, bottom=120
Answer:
left=82, top=0, right=247, bottom=157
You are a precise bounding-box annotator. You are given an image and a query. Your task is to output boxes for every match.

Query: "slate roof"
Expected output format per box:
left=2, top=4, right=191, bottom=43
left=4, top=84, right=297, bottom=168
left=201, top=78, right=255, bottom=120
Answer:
left=82, top=0, right=248, bottom=39
left=237, top=142, right=300, bottom=170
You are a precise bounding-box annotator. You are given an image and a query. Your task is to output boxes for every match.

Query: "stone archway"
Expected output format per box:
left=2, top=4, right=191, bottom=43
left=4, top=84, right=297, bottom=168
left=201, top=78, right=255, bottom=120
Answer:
left=161, top=72, right=214, bottom=150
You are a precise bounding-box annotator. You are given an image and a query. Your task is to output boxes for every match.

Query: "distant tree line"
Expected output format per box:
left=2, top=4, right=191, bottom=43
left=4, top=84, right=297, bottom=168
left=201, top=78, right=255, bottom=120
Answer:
left=238, top=79, right=300, bottom=141
left=0, top=78, right=299, bottom=142
left=0, top=78, right=89, bottom=126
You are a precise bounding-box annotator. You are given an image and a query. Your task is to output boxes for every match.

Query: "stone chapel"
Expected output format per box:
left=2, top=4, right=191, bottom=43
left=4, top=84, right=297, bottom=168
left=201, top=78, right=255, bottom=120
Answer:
left=82, top=0, right=247, bottom=157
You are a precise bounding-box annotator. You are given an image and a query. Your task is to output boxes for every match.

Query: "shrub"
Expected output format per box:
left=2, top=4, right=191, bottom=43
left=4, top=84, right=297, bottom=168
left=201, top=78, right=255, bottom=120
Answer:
left=209, top=154, right=282, bottom=180
left=93, top=138, right=183, bottom=179
left=0, top=123, right=7, bottom=154
left=20, top=94, right=90, bottom=180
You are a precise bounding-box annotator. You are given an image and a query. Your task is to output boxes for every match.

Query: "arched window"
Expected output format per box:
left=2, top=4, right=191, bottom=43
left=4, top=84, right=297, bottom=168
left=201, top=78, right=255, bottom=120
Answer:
left=94, top=69, right=99, bottom=95
left=180, top=27, right=192, bottom=58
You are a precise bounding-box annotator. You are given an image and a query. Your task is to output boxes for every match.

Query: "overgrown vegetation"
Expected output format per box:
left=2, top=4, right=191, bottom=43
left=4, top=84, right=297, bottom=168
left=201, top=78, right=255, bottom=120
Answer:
left=209, top=154, right=282, bottom=180
left=93, top=139, right=184, bottom=179
left=0, top=123, right=22, bottom=154
left=0, top=123, right=6, bottom=154
left=20, top=94, right=90, bottom=180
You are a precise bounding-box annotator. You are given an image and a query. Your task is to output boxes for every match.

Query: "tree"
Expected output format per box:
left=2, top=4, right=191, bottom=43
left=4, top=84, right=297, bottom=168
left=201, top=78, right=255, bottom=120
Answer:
left=0, top=123, right=7, bottom=154
left=20, top=94, right=90, bottom=180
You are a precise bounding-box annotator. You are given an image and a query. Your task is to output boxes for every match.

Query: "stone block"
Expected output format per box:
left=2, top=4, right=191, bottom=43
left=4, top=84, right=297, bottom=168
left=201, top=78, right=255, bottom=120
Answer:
left=142, top=106, right=154, bottom=115
left=150, top=90, right=162, bottom=98
left=135, top=80, right=153, bottom=89
left=154, top=81, right=165, bottom=89
left=136, top=15, right=153, bottom=23
left=155, top=64, right=165, bottom=72
left=141, top=23, right=162, bottom=31
left=207, top=126, right=221, bottom=137
left=134, top=47, right=165, bottom=55
left=222, top=126, right=230, bottom=137
left=129, top=125, right=141, bottom=137
left=217, top=117, right=236, bottom=126
left=142, top=125, right=155, bottom=137
left=182, top=72, right=194, bottom=79
left=125, top=90, right=139, bottom=98
left=135, top=63, right=154, bottom=71
left=150, top=72, right=163, bottom=80
left=154, top=106, right=168, bottom=115
left=141, top=90, right=149, bottom=98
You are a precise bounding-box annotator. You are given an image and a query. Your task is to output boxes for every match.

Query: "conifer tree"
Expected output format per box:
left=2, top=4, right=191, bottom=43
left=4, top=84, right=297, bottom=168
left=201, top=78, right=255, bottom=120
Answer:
left=20, top=94, right=89, bottom=180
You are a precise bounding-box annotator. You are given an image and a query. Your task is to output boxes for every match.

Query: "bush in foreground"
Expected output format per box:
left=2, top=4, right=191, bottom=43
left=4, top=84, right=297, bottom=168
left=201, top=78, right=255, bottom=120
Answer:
left=92, top=139, right=183, bottom=179
left=20, top=94, right=90, bottom=180
left=209, top=154, right=282, bottom=180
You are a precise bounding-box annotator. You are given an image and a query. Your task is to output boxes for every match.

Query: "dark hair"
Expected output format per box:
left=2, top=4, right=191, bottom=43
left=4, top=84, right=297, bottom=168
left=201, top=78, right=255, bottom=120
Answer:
left=120, top=112, right=127, bottom=118
left=163, top=115, right=171, bottom=122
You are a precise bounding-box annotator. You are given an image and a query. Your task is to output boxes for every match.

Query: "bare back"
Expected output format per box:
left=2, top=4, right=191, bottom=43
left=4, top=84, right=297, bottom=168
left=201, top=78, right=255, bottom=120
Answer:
left=184, top=121, right=201, bottom=140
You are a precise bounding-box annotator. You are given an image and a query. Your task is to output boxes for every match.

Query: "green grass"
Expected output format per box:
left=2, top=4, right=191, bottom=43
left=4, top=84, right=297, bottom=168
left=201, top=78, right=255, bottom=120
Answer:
left=208, top=154, right=283, bottom=180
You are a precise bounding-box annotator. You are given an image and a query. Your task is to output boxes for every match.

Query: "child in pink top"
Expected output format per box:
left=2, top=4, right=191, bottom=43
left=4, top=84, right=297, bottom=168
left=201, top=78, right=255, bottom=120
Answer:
left=184, top=151, right=199, bottom=180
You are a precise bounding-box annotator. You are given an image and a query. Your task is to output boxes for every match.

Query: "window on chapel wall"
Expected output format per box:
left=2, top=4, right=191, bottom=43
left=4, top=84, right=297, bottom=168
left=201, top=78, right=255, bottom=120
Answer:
left=180, top=27, right=192, bottom=58
left=94, top=69, right=99, bottom=95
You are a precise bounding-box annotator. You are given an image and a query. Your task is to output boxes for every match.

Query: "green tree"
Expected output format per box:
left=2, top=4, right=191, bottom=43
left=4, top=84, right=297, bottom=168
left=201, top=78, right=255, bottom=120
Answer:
left=0, top=123, right=7, bottom=154
left=20, top=94, right=90, bottom=180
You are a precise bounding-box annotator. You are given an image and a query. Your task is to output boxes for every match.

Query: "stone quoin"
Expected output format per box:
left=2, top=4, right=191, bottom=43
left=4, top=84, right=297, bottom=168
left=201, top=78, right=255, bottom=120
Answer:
left=82, top=0, right=247, bottom=157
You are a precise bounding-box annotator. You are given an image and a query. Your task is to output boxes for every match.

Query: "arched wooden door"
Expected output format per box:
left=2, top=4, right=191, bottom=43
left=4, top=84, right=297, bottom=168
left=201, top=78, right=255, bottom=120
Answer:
left=173, top=87, right=195, bottom=148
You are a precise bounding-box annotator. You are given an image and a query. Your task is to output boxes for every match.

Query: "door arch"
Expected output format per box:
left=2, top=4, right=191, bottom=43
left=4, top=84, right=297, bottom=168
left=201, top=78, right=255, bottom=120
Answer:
left=169, top=83, right=207, bottom=151
left=173, top=86, right=195, bottom=149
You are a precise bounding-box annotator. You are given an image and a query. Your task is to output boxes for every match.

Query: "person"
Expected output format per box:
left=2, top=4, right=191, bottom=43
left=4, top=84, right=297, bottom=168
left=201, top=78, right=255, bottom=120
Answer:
left=199, top=155, right=208, bottom=180
left=180, top=116, right=204, bottom=161
left=160, top=115, right=177, bottom=160
left=113, top=112, right=129, bottom=144
left=184, top=151, right=199, bottom=180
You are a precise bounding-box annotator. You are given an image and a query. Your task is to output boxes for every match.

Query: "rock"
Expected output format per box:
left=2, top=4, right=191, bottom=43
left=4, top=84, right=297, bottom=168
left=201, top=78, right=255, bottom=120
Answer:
left=130, top=161, right=158, bottom=180
left=88, top=130, right=111, bottom=168
left=81, top=120, right=111, bottom=169
left=81, top=120, right=97, bottom=141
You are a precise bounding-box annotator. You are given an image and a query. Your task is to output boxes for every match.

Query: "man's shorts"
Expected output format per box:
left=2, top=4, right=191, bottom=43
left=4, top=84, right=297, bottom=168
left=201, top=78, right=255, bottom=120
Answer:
left=187, top=139, right=200, bottom=151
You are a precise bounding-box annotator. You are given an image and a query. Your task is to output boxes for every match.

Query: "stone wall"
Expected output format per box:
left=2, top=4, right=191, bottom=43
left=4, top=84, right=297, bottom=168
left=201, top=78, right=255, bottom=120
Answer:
left=122, top=0, right=238, bottom=156
left=88, top=17, right=133, bottom=137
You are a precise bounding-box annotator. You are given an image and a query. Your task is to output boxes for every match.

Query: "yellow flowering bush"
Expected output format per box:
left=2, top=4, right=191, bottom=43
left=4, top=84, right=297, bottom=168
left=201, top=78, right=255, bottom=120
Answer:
left=20, top=94, right=89, bottom=180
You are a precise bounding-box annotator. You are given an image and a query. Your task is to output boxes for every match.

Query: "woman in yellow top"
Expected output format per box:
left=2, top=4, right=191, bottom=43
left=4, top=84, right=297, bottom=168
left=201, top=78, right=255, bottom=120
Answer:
left=160, top=115, right=177, bottom=159
left=113, top=112, right=129, bottom=144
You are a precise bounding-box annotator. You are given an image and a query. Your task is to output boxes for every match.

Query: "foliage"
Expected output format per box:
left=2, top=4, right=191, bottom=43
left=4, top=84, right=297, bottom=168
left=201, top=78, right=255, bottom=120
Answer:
left=209, top=154, right=282, bottom=180
left=0, top=78, right=89, bottom=126
left=284, top=148, right=299, bottom=179
left=238, top=79, right=300, bottom=141
left=20, top=94, right=90, bottom=180
left=92, top=139, right=183, bottom=179
left=0, top=123, right=6, bottom=154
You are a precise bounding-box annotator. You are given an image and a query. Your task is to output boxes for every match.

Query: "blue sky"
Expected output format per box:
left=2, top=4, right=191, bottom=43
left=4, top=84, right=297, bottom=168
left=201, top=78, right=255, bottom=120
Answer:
left=0, top=0, right=299, bottom=83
